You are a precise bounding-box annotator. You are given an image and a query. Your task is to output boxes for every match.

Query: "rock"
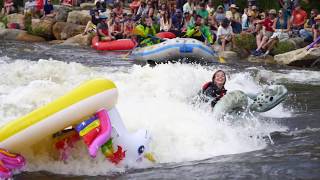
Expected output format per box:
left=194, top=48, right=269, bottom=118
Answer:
left=52, top=22, right=85, bottom=40
left=49, top=40, right=65, bottom=44
left=55, top=6, right=72, bottom=22
left=285, top=37, right=308, bottom=49
left=0, top=29, right=25, bottom=40
left=219, top=51, right=238, bottom=62
left=6, top=13, right=25, bottom=25
left=67, top=10, right=91, bottom=26
left=63, top=33, right=94, bottom=46
left=274, top=47, right=320, bottom=67
left=31, top=18, right=56, bottom=39
left=248, top=55, right=276, bottom=64
left=80, top=2, right=96, bottom=10
left=16, top=32, right=46, bottom=42
left=272, top=40, right=297, bottom=55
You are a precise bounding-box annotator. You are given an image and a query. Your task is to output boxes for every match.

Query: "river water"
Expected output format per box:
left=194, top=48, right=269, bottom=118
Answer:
left=0, top=41, right=320, bottom=179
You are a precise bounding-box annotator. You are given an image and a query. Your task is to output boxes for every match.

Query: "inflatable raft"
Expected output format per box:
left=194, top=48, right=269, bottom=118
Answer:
left=131, top=38, right=218, bottom=63
left=0, top=78, right=154, bottom=178
left=92, top=36, right=137, bottom=51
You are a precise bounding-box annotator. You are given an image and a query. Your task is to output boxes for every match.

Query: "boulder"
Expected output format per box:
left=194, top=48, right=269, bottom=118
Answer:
left=274, top=47, right=320, bottom=67
left=63, top=33, right=94, bottom=46
left=55, top=6, right=72, bottom=22
left=31, top=18, right=56, bottom=39
left=52, top=22, right=85, bottom=40
left=248, top=55, right=276, bottom=64
left=272, top=39, right=297, bottom=55
left=219, top=51, right=238, bottom=62
left=67, top=10, right=91, bottom=26
left=80, top=2, right=96, bottom=10
left=6, top=13, right=25, bottom=25
left=16, top=32, right=46, bottom=42
left=0, top=29, right=25, bottom=40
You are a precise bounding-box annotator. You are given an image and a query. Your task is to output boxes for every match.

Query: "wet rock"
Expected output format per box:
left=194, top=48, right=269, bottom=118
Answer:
left=6, top=13, right=25, bottom=25
left=248, top=55, right=276, bottom=64
left=219, top=51, right=238, bottom=62
left=55, top=6, right=72, bottom=22
left=0, top=29, right=24, bottom=40
left=52, top=22, right=85, bottom=40
left=16, top=32, right=45, bottom=42
left=80, top=2, right=96, bottom=10
left=274, top=47, right=320, bottom=67
left=31, top=18, right=56, bottom=39
left=63, top=33, right=94, bottom=46
left=67, top=10, right=91, bottom=26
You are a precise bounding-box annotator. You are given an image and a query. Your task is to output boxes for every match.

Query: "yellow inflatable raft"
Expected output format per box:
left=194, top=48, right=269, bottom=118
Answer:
left=0, top=78, right=118, bottom=152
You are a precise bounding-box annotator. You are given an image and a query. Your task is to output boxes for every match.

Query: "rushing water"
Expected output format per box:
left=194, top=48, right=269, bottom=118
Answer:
left=0, top=41, right=320, bottom=179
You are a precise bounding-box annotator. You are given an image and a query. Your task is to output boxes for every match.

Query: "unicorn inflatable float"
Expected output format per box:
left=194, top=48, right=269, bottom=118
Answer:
left=0, top=78, right=155, bottom=178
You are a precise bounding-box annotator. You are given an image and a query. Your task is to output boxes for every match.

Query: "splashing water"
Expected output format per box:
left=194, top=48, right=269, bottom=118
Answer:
left=0, top=57, right=291, bottom=175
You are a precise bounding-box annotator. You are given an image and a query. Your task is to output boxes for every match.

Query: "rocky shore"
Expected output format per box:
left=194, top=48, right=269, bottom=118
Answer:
left=0, top=3, right=319, bottom=68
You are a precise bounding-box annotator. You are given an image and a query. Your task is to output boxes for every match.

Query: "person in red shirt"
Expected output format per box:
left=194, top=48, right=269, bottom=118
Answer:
left=252, top=9, right=277, bottom=56
left=290, top=4, right=307, bottom=35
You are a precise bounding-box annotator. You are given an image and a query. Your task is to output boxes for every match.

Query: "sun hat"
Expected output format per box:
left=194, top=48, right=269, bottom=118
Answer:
left=230, top=4, right=239, bottom=9
left=217, top=5, right=223, bottom=9
left=269, top=9, right=277, bottom=14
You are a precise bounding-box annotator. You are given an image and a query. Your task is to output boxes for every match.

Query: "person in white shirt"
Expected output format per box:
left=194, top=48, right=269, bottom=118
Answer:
left=217, top=18, right=235, bottom=51
left=183, top=0, right=194, bottom=15
left=24, top=0, right=35, bottom=15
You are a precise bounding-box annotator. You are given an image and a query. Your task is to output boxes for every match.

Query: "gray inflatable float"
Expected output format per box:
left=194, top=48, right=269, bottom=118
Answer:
left=212, top=85, right=288, bottom=118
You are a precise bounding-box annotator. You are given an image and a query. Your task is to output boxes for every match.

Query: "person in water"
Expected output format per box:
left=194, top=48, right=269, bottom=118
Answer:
left=202, top=70, right=227, bottom=108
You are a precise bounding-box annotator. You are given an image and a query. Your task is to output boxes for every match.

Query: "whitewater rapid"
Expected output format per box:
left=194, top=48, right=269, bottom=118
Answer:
left=1, top=57, right=313, bottom=175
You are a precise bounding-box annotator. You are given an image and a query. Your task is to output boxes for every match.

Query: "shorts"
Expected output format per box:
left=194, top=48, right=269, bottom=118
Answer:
left=270, top=30, right=289, bottom=40
left=263, top=31, right=273, bottom=38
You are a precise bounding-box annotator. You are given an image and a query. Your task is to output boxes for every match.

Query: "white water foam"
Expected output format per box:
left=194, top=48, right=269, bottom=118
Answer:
left=0, top=57, right=296, bottom=175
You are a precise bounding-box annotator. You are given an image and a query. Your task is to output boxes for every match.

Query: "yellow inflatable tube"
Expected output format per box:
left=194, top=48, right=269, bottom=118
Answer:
left=0, top=78, right=118, bottom=152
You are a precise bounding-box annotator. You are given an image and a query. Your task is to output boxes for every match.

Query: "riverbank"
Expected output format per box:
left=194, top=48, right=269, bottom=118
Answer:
left=1, top=4, right=320, bottom=68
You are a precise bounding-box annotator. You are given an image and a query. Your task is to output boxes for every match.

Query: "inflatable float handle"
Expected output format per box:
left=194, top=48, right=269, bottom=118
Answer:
left=88, top=109, right=112, bottom=157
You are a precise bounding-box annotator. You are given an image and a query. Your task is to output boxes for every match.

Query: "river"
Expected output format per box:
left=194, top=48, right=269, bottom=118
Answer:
left=0, top=41, right=320, bottom=179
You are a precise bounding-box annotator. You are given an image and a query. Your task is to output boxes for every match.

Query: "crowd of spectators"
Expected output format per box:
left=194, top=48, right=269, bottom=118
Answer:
left=2, top=0, right=320, bottom=53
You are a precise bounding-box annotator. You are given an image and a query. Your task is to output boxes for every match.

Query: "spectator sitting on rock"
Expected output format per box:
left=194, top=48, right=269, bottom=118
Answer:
left=290, top=3, right=307, bottom=37
left=300, top=9, right=318, bottom=42
left=206, top=0, right=215, bottom=17
left=183, top=0, right=194, bottom=15
left=129, top=0, right=140, bottom=15
left=226, top=4, right=241, bottom=34
left=261, top=9, right=291, bottom=56
left=113, top=2, right=123, bottom=19
left=2, top=0, right=15, bottom=15
left=171, top=9, right=184, bottom=36
left=196, top=2, right=208, bottom=20
left=217, top=18, right=235, bottom=51
left=312, top=15, right=320, bottom=44
left=83, top=9, right=100, bottom=35
left=44, top=0, right=55, bottom=17
left=24, top=0, right=35, bottom=15
left=213, top=5, right=226, bottom=26
left=242, top=10, right=258, bottom=34
left=123, top=14, right=135, bottom=38
left=252, top=9, right=276, bottom=56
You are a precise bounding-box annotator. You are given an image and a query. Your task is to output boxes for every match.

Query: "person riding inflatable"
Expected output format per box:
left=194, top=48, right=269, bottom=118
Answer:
left=185, top=15, right=215, bottom=45
left=202, top=70, right=227, bottom=107
left=134, top=17, right=159, bottom=47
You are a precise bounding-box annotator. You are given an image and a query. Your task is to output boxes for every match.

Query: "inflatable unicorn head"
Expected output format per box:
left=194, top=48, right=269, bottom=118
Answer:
left=101, top=108, right=155, bottom=165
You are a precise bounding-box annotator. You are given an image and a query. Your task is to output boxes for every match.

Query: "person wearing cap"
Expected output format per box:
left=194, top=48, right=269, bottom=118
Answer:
left=185, top=15, right=214, bottom=45
left=83, top=9, right=100, bottom=35
left=290, top=4, right=307, bottom=34
left=217, top=18, right=235, bottom=51
left=312, top=15, right=320, bottom=43
left=252, top=9, right=277, bottom=56
left=226, top=4, right=241, bottom=33
left=300, top=9, right=318, bottom=42
left=213, top=5, right=226, bottom=25
left=96, top=14, right=115, bottom=41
